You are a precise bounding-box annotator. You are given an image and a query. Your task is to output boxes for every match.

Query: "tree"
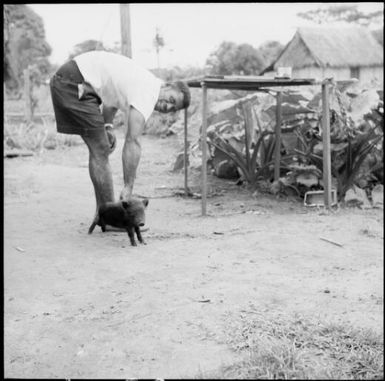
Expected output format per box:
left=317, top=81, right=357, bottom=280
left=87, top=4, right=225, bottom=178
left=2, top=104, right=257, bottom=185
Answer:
left=3, top=5, right=15, bottom=84
left=206, top=41, right=266, bottom=75
left=372, top=29, right=383, bottom=46
left=68, top=39, right=121, bottom=61
left=257, top=40, right=284, bottom=67
left=4, top=4, right=52, bottom=91
left=297, top=5, right=383, bottom=27
left=151, top=65, right=205, bottom=82
left=68, top=39, right=106, bottom=60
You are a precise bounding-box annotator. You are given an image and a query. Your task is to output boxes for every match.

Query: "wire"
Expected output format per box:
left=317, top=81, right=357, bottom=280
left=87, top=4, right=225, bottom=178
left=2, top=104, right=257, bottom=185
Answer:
left=97, top=4, right=115, bottom=49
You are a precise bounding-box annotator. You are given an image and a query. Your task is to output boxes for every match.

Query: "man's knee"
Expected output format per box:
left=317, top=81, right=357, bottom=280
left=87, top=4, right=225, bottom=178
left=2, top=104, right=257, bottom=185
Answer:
left=125, top=135, right=141, bottom=146
left=123, top=135, right=142, bottom=153
left=89, top=141, right=111, bottom=160
left=82, top=132, right=111, bottom=158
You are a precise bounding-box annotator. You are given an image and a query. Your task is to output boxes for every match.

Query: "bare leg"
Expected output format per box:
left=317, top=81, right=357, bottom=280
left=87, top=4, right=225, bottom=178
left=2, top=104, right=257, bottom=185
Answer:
left=81, top=129, right=115, bottom=215
left=120, top=107, right=145, bottom=201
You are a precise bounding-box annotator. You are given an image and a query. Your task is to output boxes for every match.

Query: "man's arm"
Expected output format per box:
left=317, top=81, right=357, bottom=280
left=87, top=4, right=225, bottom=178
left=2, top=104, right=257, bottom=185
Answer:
left=102, top=105, right=118, bottom=152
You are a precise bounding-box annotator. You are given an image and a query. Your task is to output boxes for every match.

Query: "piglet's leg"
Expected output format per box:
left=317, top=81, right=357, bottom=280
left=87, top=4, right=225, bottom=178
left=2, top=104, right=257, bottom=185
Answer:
left=88, top=209, right=100, bottom=234
left=99, top=217, right=106, bottom=232
left=135, top=226, right=146, bottom=245
left=127, top=228, right=137, bottom=246
left=88, top=213, right=99, bottom=234
left=88, top=221, right=97, bottom=234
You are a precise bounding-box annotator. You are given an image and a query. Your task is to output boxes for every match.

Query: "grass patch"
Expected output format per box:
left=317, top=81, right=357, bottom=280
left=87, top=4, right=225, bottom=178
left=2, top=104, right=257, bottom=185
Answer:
left=4, top=92, right=84, bottom=153
left=4, top=119, right=83, bottom=153
left=206, top=311, right=383, bottom=379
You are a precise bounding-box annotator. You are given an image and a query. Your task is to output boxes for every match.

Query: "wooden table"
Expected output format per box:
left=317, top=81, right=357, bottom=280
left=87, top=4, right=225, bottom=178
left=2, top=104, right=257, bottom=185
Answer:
left=184, top=75, right=337, bottom=215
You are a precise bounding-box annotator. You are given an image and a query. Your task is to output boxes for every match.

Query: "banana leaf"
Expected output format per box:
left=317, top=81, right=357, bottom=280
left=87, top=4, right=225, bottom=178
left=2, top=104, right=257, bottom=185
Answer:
left=208, top=139, right=251, bottom=182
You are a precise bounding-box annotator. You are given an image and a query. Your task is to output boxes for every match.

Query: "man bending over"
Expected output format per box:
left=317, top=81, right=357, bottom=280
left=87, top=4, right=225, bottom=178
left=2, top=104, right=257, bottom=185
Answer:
left=50, top=50, right=190, bottom=227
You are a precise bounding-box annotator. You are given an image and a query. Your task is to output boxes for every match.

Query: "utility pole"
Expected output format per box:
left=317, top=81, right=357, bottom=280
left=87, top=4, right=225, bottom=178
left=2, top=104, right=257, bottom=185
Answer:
left=153, top=26, right=165, bottom=70
left=120, top=4, right=132, bottom=130
left=120, top=3, right=132, bottom=58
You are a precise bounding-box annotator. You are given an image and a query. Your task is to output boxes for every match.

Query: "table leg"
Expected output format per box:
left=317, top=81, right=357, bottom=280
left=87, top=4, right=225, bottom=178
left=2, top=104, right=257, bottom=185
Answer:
left=201, top=83, right=208, bottom=216
left=274, top=91, right=282, bottom=181
left=322, top=82, right=332, bottom=208
left=184, top=108, right=188, bottom=196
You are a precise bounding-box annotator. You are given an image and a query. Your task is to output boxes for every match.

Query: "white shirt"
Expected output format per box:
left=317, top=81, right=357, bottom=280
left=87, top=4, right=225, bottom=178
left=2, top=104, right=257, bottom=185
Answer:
left=74, top=51, right=162, bottom=121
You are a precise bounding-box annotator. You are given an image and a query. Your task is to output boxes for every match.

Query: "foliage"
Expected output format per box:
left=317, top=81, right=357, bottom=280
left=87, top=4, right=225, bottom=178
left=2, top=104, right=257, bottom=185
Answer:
left=197, top=78, right=383, bottom=200
left=3, top=5, right=14, bottom=83
left=4, top=121, right=48, bottom=153
left=150, top=65, right=206, bottom=82
left=3, top=4, right=52, bottom=92
left=4, top=119, right=83, bottom=153
left=206, top=41, right=266, bottom=76
left=372, top=29, right=384, bottom=46
left=207, top=98, right=296, bottom=187
left=334, top=130, right=383, bottom=197
left=279, top=82, right=384, bottom=199
left=257, top=40, right=285, bottom=67
left=297, top=4, right=383, bottom=28
left=68, top=39, right=119, bottom=60
left=208, top=131, right=272, bottom=185
left=293, top=126, right=383, bottom=199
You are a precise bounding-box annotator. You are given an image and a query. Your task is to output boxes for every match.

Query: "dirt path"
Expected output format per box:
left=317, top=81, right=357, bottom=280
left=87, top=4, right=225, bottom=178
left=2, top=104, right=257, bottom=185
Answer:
left=4, top=134, right=383, bottom=378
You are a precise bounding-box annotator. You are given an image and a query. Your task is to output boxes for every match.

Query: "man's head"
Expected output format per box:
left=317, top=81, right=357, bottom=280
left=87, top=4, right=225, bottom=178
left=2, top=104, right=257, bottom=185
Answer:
left=155, top=81, right=191, bottom=113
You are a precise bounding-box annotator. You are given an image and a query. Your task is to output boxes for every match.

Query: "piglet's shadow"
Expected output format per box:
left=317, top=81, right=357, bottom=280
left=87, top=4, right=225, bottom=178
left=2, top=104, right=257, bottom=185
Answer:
left=104, top=225, right=149, bottom=233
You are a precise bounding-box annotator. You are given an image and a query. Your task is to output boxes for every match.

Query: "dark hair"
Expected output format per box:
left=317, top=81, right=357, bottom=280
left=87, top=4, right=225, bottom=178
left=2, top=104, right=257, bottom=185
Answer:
left=168, top=80, right=191, bottom=109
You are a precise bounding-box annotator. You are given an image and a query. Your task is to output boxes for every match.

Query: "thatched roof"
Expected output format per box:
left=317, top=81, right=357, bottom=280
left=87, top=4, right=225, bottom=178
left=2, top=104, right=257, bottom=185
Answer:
left=263, top=27, right=383, bottom=72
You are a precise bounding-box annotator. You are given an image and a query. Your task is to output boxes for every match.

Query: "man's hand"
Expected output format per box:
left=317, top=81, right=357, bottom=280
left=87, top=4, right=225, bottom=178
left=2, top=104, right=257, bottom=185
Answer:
left=105, top=124, right=116, bottom=153
left=102, top=105, right=118, bottom=153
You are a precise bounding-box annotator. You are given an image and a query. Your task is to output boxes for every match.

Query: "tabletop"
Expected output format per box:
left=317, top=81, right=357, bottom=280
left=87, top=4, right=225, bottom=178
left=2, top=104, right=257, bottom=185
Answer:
left=186, top=75, right=317, bottom=90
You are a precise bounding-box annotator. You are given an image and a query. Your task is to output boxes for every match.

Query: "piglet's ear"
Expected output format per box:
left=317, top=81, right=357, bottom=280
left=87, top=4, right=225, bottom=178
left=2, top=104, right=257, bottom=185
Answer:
left=142, top=198, right=149, bottom=208
left=122, top=201, right=129, bottom=209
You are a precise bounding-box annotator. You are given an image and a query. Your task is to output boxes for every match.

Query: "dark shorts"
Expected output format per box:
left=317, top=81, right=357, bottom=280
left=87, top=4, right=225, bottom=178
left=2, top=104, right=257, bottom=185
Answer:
left=50, top=60, right=105, bottom=136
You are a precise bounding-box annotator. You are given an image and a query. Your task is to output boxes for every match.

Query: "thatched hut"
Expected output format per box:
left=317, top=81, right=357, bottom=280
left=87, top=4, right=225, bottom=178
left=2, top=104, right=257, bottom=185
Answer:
left=262, top=27, right=383, bottom=86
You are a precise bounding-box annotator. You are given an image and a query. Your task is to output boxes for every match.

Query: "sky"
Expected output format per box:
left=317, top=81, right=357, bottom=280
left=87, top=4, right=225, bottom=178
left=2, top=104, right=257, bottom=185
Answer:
left=29, top=2, right=383, bottom=70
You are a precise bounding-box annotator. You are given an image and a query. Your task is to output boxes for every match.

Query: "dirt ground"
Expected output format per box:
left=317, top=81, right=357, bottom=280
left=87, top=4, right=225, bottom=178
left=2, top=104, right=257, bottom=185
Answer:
left=4, top=133, right=384, bottom=378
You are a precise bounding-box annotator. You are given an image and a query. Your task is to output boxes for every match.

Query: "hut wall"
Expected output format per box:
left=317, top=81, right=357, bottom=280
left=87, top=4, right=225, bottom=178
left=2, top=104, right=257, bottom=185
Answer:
left=264, top=65, right=383, bottom=86
left=359, top=66, right=383, bottom=86
left=292, top=66, right=384, bottom=84
left=292, top=67, right=322, bottom=79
